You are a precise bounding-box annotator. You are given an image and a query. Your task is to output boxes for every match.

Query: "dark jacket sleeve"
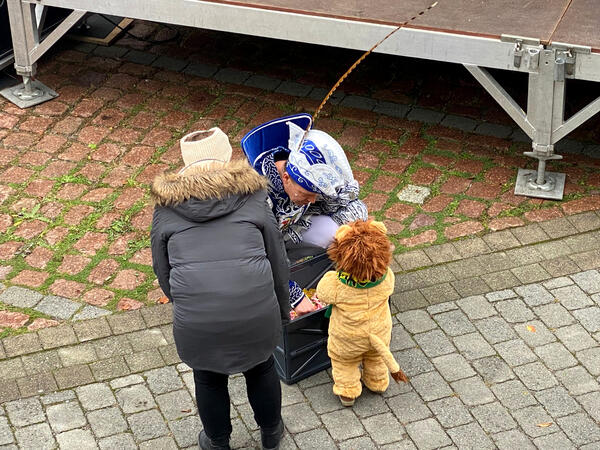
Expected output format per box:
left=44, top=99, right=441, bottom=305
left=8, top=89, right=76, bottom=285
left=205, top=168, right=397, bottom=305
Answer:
left=261, top=197, right=292, bottom=322
left=150, top=207, right=173, bottom=302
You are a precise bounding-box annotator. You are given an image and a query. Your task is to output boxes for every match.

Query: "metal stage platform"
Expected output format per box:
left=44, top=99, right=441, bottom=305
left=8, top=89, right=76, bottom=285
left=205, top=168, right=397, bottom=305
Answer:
left=3, top=0, right=600, bottom=199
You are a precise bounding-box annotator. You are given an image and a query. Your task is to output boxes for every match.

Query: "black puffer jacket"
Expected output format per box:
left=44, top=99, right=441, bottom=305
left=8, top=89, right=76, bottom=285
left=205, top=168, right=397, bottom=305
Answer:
left=150, top=160, right=290, bottom=374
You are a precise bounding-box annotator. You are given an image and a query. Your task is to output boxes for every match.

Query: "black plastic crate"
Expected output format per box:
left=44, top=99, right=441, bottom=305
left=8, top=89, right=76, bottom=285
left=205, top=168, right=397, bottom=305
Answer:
left=273, top=250, right=333, bottom=384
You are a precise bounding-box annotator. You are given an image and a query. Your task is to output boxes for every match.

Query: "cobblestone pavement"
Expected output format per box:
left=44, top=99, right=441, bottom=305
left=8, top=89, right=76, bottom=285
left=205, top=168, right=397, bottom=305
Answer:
left=1, top=17, right=600, bottom=449
left=0, top=224, right=599, bottom=448
left=1, top=20, right=600, bottom=330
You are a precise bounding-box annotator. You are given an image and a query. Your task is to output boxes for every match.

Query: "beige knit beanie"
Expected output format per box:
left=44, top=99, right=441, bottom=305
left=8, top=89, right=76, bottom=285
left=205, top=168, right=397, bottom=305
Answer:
left=180, top=127, right=232, bottom=168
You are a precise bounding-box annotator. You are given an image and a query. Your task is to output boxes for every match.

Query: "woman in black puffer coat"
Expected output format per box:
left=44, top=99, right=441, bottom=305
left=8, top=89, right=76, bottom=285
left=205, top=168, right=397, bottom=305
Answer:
left=151, top=127, right=290, bottom=450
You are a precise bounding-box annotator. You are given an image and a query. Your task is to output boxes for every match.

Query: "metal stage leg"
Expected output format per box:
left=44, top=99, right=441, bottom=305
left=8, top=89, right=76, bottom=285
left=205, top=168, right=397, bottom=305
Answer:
left=465, top=45, right=600, bottom=200
left=1, top=0, right=86, bottom=108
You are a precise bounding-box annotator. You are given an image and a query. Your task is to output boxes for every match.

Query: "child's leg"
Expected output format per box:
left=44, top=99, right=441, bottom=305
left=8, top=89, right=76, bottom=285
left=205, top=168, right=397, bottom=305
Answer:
left=331, top=355, right=363, bottom=399
left=362, top=350, right=390, bottom=393
left=243, top=356, right=282, bottom=429
left=193, top=369, right=232, bottom=444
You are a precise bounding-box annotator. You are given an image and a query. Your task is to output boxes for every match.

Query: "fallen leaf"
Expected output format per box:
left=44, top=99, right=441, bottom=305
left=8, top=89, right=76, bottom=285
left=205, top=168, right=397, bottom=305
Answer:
left=527, top=325, right=536, bottom=332
left=158, top=296, right=169, bottom=304
left=536, top=422, right=553, bottom=428
left=181, top=409, right=192, bottom=413
left=121, top=304, right=131, bottom=311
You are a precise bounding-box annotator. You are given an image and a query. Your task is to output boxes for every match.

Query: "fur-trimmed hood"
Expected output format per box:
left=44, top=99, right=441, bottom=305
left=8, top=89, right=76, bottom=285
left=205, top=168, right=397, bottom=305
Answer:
left=151, top=159, right=267, bottom=223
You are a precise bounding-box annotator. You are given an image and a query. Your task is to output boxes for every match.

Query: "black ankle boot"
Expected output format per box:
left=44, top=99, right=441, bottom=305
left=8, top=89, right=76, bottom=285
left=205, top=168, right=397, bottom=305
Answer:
left=261, top=420, right=284, bottom=450
left=198, top=430, right=231, bottom=450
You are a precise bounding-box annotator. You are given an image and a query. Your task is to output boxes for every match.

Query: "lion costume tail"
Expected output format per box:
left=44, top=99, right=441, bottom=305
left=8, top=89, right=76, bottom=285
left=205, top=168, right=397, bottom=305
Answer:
left=368, top=334, right=409, bottom=383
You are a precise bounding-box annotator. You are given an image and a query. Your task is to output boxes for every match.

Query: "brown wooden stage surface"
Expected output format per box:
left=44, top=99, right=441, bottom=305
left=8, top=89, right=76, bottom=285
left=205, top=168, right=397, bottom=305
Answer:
left=205, top=0, right=600, bottom=52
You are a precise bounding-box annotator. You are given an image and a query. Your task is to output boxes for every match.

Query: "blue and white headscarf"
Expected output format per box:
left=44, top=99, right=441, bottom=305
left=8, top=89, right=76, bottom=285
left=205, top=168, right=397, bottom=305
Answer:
left=285, top=122, right=357, bottom=199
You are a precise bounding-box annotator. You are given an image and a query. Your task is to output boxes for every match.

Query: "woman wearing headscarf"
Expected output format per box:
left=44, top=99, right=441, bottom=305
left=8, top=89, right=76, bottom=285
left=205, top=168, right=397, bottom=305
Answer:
left=254, top=122, right=368, bottom=315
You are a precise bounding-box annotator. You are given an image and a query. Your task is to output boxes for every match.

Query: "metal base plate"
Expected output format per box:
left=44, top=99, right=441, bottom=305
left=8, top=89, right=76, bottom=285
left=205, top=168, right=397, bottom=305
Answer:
left=514, top=168, right=566, bottom=200
left=0, top=80, right=58, bottom=109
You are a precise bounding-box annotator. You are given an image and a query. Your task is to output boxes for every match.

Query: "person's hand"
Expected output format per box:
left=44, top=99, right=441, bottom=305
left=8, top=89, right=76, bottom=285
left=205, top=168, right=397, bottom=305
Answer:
left=294, top=295, right=316, bottom=317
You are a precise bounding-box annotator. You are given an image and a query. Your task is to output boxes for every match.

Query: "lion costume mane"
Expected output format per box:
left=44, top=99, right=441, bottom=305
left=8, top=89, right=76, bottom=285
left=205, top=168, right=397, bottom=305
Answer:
left=316, top=220, right=408, bottom=400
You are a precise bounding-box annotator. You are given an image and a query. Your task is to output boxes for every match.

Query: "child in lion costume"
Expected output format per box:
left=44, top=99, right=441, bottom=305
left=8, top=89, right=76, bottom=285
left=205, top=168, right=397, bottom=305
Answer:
left=316, top=220, right=409, bottom=406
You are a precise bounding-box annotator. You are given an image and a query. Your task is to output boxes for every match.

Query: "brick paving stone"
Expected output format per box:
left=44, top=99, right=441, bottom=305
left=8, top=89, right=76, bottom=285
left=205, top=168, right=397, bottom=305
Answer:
left=395, top=348, right=434, bottom=377
left=156, top=389, right=195, bottom=420
left=578, top=391, right=600, bottom=421
left=3, top=333, right=43, bottom=357
left=37, top=324, right=78, bottom=349
left=472, top=356, right=515, bottom=384
left=456, top=295, right=496, bottom=320
left=413, top=330, right=456, bottom=358
left=89, top=355, right=130, bottom=381
left=543, top=276, right=574, bottom=290
left=514, top=283, right=554, bottom=307
left=303, top=383, right=343, bottom=414
left=116, top=383, right=158, bottom=414
left=14, top=423, right=56, bottom=449
left=491, top=379, right=538, bottom=410
left=5, top=398, right=44, bottom=429
left=555, top=366, right=599, bottom=395
left=555, top=324, right=598, bottom=352
left=534, top=342, right=578, bottom=371
left=514, top=320, right=556, bottom=347
left=0, top=311, right=29, bottom=329
left=573, top=306, right=600, bottom=333
left=110, top=374, right=145, bottom=390
left=471, top=401, right=516, bottom=434
left=58, top=342, right=98, bottom=367
left=427, top=396, right=472, bottom=429
left=0, top=286, right=42, bottom=308
left=453, top=332, right=495, bottom=360
left=125, top=349, right=164, bottom=372
left=451, top=376, right=494, bottom=407
left=495, top=298, right=536, bottom=323
left=338, top=436, right=377, bottom=450
left=432, top=353, right=475, bottom=382
left=34, top=295, right=80, bottom=320
left=54, top=364, right=94, bottom=389
left=0, top=417, right=14, bottom=445
left=447, top=421, right=495, bottom=449
left=46, top=402, right=86, bottom=433
left=404, top=418, right=450, bottom=450
left=127, top=329, right=168, bottom=351
left=411, top=371, right=452, bottom=401
left=144, top=366, right=183, bottom=395
left=533, top=432, right=577, bottom=450
left=361, top=412, right=404, bottom=445
left=551, top=285, right=594, bottom=310
left=397, top=310, right=437, bottom=334
left=511, top=405, right=555, bottom=438
left=433, top=309, right=475, bottom=336
left=56, top=429, right=97, bottom=450
left=485, top=289, right=517, bottom=302
left=514, top=362, right=558, bottom=391
left=351, top=390, right=390, bottom=419
left=474, top=316, right=517, bottom=345
left=167, top=415, right=202, bottom=448
left=571, top=269, right=600, bottom=294
left=533, top=303, right=576, bottom=328
left=557, top=412, right=600, bottom=445
left=281, top=403, right=321, bottom=433
left=386, top=392, right=431, bottom=424
left=72, top=305, right=111, bottom=320
left=76, top=383, right=116, bottom=410
left=535, top=386, right=582, bottom=418
left=21, top=350, right=62, bottom=375
left=58, top=254, right=91, bottom=275
left=492, top=429, right=536, bottom=450
left=576, top=347, right=600, bottom=376
left=107, top=311, right=147, bottom=335
left=88, top=406, right=128, bottom=438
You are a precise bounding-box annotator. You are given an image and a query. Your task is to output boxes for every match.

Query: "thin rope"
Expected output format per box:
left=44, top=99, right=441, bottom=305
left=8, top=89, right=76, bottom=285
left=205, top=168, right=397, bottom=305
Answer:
left=305, top=1, right=439, bottom=136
